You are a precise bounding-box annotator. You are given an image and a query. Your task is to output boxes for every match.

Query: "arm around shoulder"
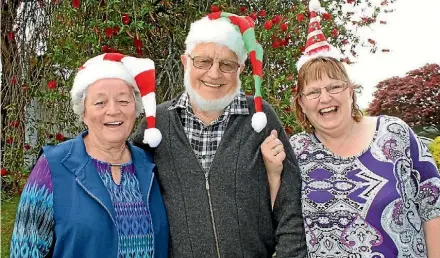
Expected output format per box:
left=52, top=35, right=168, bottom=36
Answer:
left=263, top=101, right=307, bottom=257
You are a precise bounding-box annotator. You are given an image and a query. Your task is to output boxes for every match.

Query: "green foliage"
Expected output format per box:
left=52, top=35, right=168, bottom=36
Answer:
left=0, top=196, right=20, bottom=257
left=2, top=0, right=388, bottom=196
left=429, top=136, right=440, bottom=168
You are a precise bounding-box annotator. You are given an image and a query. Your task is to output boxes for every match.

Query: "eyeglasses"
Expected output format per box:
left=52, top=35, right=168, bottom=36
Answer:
left=188, top=55, right=241, bottom=73
left=301, top=81, right=350, bottom=100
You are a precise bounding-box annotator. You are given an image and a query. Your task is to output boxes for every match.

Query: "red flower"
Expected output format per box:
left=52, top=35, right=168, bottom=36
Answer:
left=134, top=36, right=143, bottom=49
left=72, top=0, right=80, bottom=8
left=272, top=15, right=282, bottom=24
left=258, top=10, right=266, bottom=17
left=56, top=133, right=64, bottom=141
left=249, top=12, right=257, bottom=21
left=299, top=46, right=306, bottom=53
left=5, top=136, right=13, bottom=145
left=7, top=31, right=15, bottom=41
left=296, top=13, right=305, bottom=22
left=322, top=13, right=332, bottom=20
left=210, top=5, right=220, bottom=12
left=101, top=45, right=109, bottom=53
left=113, top=26, right=120, bottom=35
left=10, top=120, right=20, bottom=128
left=264, top=20, right=273, bottom=30
left=10, top=76, right=17, bottom=85
left=105, top=27, right=113, bottom=38
left=368, top=38, right=376, bottom=44
left=136, top=48, right=143, bottom=56
left=122, top=13, right=130, bottom=25
left=239, top=6, right=247, bottom=13
left=280, top=23, right=288, bottom=31
left=272, top=39, right=282, bottom=48
left=48, top=80, right=57, bottom=89
left=24, top=144, right=31, bottom=150
left=331, top=28, right=339, bottom=37
left=1, top=168, right=7, bottom=176
left=347, top=0, right=355, bottom=3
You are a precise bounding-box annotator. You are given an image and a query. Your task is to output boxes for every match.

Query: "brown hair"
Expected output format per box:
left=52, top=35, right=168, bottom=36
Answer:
left=294, top=57, right=363, bottom=132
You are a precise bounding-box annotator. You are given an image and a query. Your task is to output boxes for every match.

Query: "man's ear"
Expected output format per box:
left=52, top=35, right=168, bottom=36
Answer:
left=181, top=54, right=187, bottom=71
left=239, top=63, right=245, bottom=74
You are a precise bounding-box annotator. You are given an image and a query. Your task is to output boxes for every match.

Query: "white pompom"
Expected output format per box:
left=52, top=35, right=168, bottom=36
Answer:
left=143, top=128, right=162, bottom=148
left=309, top=0, right=322, bottom=12
left=251, top=112, right=267, bottom=133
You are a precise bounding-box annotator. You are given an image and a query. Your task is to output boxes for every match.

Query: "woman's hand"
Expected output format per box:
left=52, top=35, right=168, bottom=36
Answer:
left=424, top=217, right=440, bottom=258
left=261, top=130, right=286, bottom=208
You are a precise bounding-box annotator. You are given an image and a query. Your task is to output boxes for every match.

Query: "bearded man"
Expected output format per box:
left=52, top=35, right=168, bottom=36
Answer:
left=132, top=12, right=306, bottom=258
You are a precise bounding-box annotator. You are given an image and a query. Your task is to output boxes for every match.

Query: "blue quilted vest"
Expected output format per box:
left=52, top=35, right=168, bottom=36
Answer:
left=43, top=131, right=168, bottom=258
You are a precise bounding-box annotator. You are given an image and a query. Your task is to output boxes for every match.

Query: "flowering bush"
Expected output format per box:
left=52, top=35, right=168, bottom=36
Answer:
left=1, top=0, right=391, bottom=196
left=429, top=137, right=440, bottom=169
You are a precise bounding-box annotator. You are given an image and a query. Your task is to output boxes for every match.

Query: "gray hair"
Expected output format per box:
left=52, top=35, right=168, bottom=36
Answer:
left=71, top=83, right=144, bottom=122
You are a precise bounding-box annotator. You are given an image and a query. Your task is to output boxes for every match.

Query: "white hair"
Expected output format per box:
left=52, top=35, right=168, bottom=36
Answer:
left=184, top=17, right=247, bottom=64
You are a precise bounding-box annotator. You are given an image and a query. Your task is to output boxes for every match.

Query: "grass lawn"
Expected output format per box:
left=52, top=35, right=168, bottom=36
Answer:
left=1, top=196, right=19, bottom=258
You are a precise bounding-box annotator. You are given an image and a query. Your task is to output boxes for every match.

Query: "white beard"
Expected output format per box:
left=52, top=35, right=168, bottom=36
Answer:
left=184, top=67, right=241, bottom=112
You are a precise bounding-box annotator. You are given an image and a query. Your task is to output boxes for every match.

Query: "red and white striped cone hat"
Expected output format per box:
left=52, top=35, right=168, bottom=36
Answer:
left=296, top=0, right=341, bottom=71
left=71, top=53, right=162, bottom=147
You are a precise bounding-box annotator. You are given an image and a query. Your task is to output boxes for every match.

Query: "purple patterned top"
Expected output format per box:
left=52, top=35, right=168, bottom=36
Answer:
left=290, top=116, right=440, bottom=257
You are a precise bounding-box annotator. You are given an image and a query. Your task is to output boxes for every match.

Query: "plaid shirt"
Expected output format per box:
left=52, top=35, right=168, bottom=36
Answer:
left=168, top=92, right=249, bottom=173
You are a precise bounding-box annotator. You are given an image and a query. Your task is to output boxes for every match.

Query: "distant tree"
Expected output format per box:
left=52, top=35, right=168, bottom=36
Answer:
left=368, top=63, right=440, bottom=134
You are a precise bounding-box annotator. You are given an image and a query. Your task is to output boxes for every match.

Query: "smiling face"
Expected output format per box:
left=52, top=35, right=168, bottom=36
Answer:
left=299, top=74, right=354, bottom=134
left=83, top=78, right=136, bottom=145
left=181, top=42, right=243, bottom=111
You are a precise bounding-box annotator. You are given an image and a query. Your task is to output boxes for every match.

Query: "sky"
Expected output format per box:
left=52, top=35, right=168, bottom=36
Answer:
left=345, top=0, right=440, bottom=109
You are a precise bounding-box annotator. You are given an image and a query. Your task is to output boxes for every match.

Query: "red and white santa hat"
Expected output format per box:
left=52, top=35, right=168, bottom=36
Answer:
left=296, top=0, right=341, bottom=71
left=71, top=53, right=161, bottom=147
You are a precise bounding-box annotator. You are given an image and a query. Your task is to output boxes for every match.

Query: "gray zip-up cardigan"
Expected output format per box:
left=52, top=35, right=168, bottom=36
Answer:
left=132, top=95, right=307, bottom=258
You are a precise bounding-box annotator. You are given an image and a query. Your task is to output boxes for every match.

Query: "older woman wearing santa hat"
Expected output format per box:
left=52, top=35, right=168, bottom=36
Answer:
left=10, top=53, right=168, bottom=258
left=262, top=0, right=440, bottom=257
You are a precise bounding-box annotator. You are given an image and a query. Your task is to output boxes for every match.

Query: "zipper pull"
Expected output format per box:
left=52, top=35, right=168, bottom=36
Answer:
left=205, top=179, right=210, bottom=190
